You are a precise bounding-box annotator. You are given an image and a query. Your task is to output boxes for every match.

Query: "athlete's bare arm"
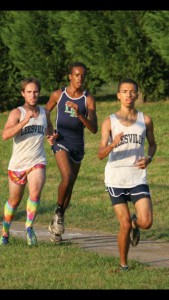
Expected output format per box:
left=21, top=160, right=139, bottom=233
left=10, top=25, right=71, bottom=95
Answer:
left=45, top=108, right=59, bottom=145
left=45, top=90, right=62, bottom=112
left=2, top=108, right=33, bottom=141
left=135, top=114, right=157, bottom=169
left=66, top=94, right=98, bottom=134
left=45, top=108, right=54, bottom=135
left=145, top=114, right=157, bottom=158
left=98, top=117, right=123, bottom=160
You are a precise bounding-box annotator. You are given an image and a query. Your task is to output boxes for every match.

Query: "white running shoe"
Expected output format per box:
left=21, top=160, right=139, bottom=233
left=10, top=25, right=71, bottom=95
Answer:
left=48, top=212, right=64, bottom=235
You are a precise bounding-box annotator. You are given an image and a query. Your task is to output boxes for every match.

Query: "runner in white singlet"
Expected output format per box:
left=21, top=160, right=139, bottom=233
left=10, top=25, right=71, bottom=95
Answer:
left=0, top=77, right=54, bottom=246
left=98, top=78, right=157, bottom=271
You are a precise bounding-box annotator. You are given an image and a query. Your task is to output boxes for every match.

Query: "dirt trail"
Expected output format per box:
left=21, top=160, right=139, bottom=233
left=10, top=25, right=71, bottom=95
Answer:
left=1, top=221, right=169, bottom=269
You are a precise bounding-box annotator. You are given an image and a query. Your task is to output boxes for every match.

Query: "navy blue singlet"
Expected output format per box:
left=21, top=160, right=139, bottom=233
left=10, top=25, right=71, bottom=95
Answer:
left=55, top=87, right=88, bottom=151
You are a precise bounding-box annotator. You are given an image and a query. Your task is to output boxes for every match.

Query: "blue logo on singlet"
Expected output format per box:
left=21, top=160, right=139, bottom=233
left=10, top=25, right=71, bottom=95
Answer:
left=21, top=125, right=45, bottom=135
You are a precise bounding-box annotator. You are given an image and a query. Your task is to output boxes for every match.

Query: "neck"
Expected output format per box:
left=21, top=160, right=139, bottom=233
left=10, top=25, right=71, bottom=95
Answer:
left=66, top=86, right=83, bottom=97
left=116, top=108, right=137, bottom=123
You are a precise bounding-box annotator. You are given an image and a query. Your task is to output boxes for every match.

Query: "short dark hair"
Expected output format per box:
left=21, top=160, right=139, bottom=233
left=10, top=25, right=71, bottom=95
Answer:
left=68, top=62, right=87, bottom=75
left=20, top=77, right=41, bottom=92
left=118, top=78, right=138, bottom=92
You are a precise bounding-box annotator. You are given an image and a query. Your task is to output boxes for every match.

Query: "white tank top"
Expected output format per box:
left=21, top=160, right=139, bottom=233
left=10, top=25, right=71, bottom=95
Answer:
left=8, top=106, right=47, bottom=171
left=105, top=111, right=147, bottom=188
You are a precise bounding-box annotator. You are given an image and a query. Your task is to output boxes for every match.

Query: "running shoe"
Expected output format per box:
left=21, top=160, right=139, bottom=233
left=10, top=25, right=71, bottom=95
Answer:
left=48, top=211, right=64, bottom=235
left=130, top=214, right=140, bottom=247
left=119, top=265, right=129, bottom=271
left=0, top=235, right=9, bottom=245
left=50, top=233, right=62, bottom=243
left=26, top=227, right=37, bottom=246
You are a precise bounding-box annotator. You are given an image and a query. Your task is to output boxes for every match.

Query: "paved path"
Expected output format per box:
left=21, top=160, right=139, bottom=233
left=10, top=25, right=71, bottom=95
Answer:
left=1, top=222, right=169, bottom=269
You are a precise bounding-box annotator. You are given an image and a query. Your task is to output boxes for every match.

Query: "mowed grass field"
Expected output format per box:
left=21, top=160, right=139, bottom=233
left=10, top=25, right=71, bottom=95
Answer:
left=0, top=98, right=169, bottom=289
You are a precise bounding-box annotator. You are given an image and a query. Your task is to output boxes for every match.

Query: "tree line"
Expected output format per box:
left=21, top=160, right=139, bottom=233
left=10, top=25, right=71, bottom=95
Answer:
left=0, top=10, right=169, bottom=111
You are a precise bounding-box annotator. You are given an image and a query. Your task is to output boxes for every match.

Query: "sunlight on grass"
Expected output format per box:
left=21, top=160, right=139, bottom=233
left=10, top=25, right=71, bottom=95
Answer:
left=1, top=100, right=169, bottom=289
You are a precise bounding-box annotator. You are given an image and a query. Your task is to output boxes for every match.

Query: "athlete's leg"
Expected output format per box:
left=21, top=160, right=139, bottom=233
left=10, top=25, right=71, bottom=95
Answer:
left=134, top=197, right=153, bottom=229
left=63, top=160, right=81, bottom=212
left=25, top=166, right=46, bottom=229
left=48, top=150, right=81, bottom=238
left=55, top=150, right=81, bottom=213
left=113, top=203, right=131, bottom=267
left=1, top=176, right=25, bottom=237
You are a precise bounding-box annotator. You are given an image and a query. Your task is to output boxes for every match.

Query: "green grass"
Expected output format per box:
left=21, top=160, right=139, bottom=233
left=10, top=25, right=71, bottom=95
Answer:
left=0, top=99, right=169, bottom=289
left=1, top=237, right=169, bottom=290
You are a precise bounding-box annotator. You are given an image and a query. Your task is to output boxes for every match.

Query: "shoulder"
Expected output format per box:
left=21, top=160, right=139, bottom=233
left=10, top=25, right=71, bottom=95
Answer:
left=100, top=117, right=112, bottom=136
left=85, top=91, right=95, bottom=100
left=50, top=89, right=63, bottom=100
left=5, top=107, right=21, bottom=124
left=102, top=116, right=111, bottom=127
left=84, top=90, right=90, bottom=97
left=85, top=91, right=96, bottom=108
left=10, top=107, right=22, bottom=117
left=142, top=112, right=153, bottom=126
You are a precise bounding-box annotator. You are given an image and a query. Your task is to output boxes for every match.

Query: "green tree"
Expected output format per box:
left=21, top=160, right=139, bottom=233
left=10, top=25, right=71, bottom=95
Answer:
left=1, top=11, right=68, bottom=95
left=106, top=10, right=169, bottom=101
left=57, top=10, right=117, bottom=94
left=1, top=10, right=169, bottom=105
left=0, top=11, right=22, bottom=111
left=143, top=11, right=169, bottom=65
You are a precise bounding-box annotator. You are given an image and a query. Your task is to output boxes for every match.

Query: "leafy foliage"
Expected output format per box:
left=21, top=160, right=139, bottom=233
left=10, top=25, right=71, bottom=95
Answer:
left=0, top=10, right=169, bottom=110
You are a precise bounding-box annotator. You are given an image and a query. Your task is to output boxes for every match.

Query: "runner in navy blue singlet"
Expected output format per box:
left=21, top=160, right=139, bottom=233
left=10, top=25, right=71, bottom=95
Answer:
left=45, top=62, right=98, bottom=242
left=52, top=86, right=89, bottom=163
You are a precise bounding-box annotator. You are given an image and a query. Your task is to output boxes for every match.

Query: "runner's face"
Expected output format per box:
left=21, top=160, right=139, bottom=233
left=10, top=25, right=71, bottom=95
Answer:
left=21, top=83, right=40, bottom=106
left=117, top=83, right=138, bottom=107
left=69, top=67, right=86, bottom=89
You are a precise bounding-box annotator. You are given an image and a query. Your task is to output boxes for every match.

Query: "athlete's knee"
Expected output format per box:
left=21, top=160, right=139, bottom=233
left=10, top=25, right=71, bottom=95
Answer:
left=139, top=216, right=153, bottom=229
left=8, top=198, right=21, bottom=208
left=62, top=173, right=75, bottom=185
left=120, top=219, right=132, bottom=233
left=142, top=220, right=153, bottom=229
